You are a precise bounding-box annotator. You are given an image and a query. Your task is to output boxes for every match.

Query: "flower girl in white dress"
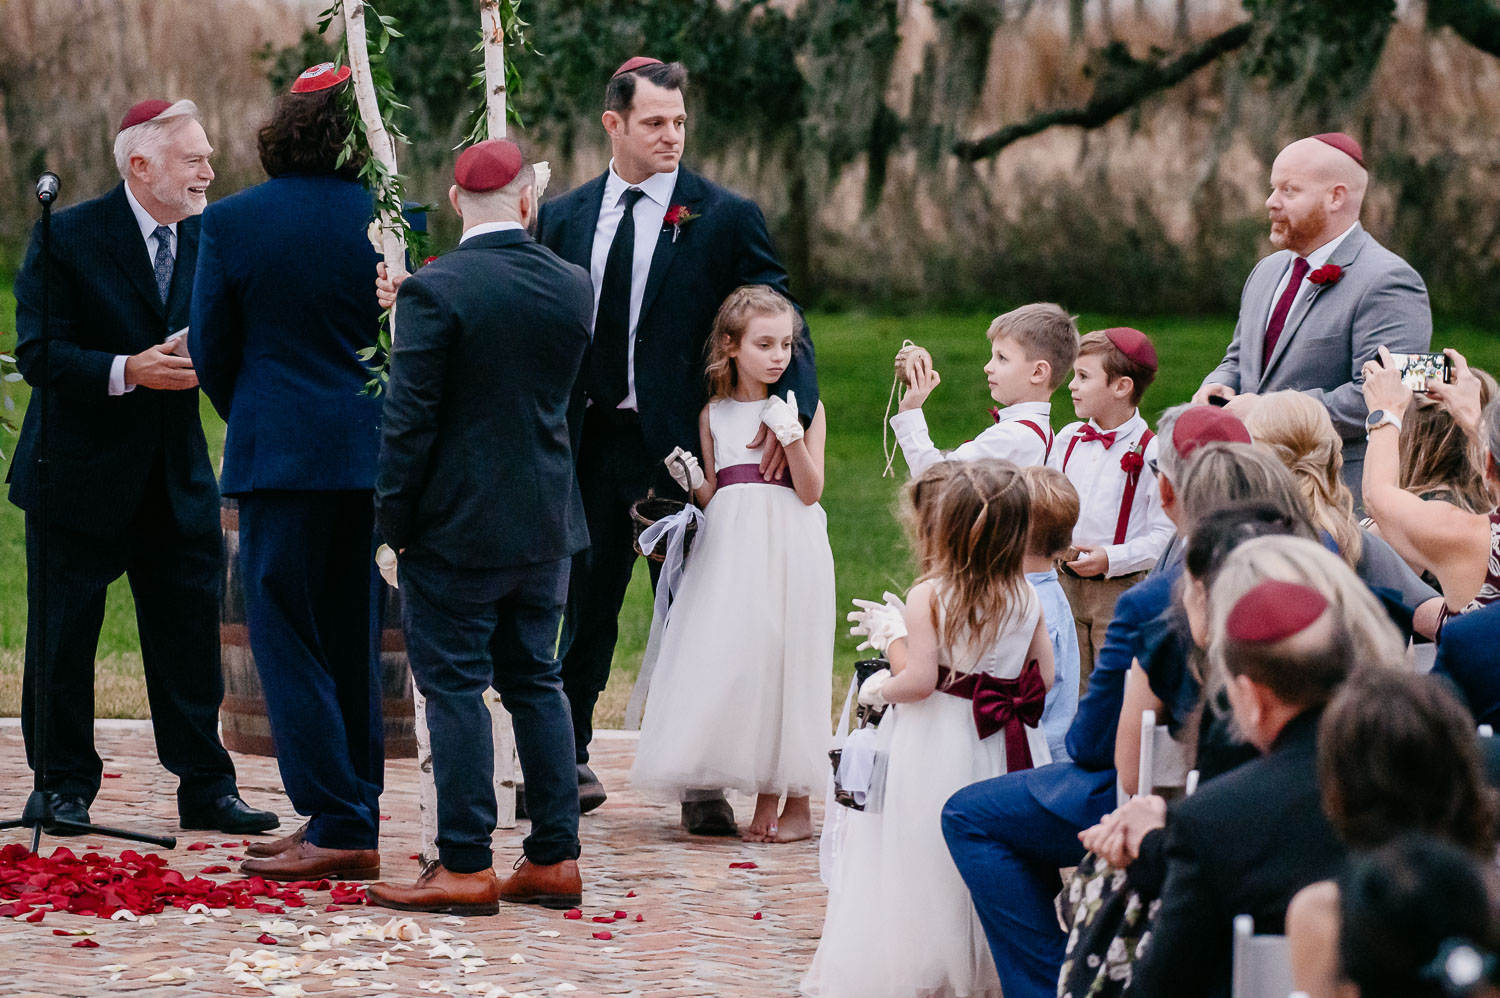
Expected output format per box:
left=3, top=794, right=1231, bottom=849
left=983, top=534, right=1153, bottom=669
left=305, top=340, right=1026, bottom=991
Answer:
left=803, top=459, right=1054, bottom=998
left=629, top=285, right=834, bottom=843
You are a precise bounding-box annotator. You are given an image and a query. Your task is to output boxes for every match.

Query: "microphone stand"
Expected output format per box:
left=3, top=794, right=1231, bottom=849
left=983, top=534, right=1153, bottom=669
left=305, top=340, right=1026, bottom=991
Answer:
left=0, top=173, right=177, bottom=852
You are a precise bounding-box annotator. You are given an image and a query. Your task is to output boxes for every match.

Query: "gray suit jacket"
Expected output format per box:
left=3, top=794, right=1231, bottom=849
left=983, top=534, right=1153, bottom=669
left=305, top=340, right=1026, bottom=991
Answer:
left=1201, top=223, right=1432, bottom=482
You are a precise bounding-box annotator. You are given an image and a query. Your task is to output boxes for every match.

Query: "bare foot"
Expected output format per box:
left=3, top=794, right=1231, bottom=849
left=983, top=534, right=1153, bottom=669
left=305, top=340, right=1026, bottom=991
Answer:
left=773, top=796, right=814, bottom=843
left=743, top=794, right=781, bottom=842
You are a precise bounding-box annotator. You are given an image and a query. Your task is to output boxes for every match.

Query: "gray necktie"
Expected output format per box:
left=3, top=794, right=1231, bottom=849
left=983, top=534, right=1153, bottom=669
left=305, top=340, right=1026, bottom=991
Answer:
left=151, top=225, right=174, bottom=304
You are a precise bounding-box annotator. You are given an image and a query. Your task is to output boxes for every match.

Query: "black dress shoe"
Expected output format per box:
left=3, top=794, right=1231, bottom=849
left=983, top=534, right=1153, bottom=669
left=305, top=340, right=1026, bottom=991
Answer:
left=681, top=797, right=738, bottom=836
left=180, top=794, right=280, bottom=834
left=514, top=764, right=607, bottom=822
left=43, top=793, right=91, bottom=836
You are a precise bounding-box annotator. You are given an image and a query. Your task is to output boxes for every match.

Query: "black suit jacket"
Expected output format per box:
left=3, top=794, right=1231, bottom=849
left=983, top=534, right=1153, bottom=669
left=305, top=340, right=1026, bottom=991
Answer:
left=375, top=229, right=592, bottom=569
left=536, top=166, right=818, bottom=460
left=1129, top=709, right=1346, bottom=998
left=7, top=183, right=218, bottom=538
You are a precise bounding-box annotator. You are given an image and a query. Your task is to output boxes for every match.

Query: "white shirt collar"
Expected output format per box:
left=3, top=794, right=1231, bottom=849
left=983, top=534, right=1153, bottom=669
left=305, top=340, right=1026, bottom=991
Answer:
left=459, top=220, right=525, bottom=243
left=1301, top=220, right=1359, bottom=270
left=1085, top=409, right=1145, bottom=442
left=994, top=400, right=1051, bottom=424
left=122, top=179, right=177, bottom=246
left=604, top=160, right=678, bottom=209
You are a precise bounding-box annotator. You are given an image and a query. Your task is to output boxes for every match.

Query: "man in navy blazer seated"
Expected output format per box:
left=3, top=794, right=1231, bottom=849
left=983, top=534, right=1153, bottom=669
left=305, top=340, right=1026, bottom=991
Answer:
left=190, top=64, right=395, bottom=881
left=7, top=98, right=276, bottom=836
left=368, top=140, right=593, bottom=915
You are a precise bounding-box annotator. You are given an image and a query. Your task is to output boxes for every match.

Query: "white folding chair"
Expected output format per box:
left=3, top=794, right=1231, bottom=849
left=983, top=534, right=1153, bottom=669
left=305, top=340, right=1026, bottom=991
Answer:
left=1231, top=913, right=1294, bottom=998
left=1137, top=708, right=1192, bottom=796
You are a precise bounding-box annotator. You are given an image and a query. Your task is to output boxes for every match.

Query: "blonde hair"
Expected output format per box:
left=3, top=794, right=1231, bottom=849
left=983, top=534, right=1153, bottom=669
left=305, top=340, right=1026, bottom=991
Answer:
left=703, top=285, right=798, bottom=401
left=1176, top=442, right=1316, bottom=536
left=987, top=304, right=1080, bottom=391
left=1019, top=466, right=1080, bottom=559
left=1245, top=390, right=1363, bottom=565
left=917, top=460, right=1031, bottom=671
left=901, top=461, right=962, bottom=574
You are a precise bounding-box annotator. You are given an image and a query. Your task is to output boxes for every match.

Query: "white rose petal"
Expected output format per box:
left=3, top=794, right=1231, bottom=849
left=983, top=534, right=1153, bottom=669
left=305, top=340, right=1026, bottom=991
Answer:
left=145, top=967, right=196, bottom=982
left=183, top=914, right=211, bottom=925
left=139, top=915, right=156, bottom=926
left=101, top=964, right=128, bottom=972
left=187, top=903, right=211, bottom=915
left=509, top=953, right=527, bottom=965
left=555, top=985, right=578, bottom=993
left=269, top=986, right=306, bottom=998
left=537, top=930, right=560, bottom=938
left=442, top=916, right=466, bottom=925
left=330, top=978, right=364, bottom=988
left=110, top=909, right=138, bottom=921
left=299, top=937, right=331, bottom=952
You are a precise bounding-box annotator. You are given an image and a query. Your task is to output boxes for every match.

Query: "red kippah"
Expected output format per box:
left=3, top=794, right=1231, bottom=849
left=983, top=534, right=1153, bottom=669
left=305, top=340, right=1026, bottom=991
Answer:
left=119, top=99, right=173, bottom=134
left=454, top=139, right=524, bottom=193
left=1311, top=132, right=1366, bottom=170
left=1102, top=327, right=1158, bottom=373
left=290, top=62, right=351, bottom=94
left=1172, top=405, right=1252, bottom=462
left=613, top=56, right=664, bottom=77
left=1225, top=580, right=1329, bottom=645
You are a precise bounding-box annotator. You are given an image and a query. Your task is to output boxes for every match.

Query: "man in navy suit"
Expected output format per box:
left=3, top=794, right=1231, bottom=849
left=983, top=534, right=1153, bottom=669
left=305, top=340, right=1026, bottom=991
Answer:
left=368, top=140, right=593, bottom=915
left=1434, top=602, right=1500, bottom=727
left=190, top=65, right=392, bottom=881
left=7, top=99, right=276, bottom=836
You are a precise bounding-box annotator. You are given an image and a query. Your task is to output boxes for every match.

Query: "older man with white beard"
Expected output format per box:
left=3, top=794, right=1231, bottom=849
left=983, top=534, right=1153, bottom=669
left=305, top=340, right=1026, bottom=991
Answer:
left=6, top=99, right=278, bottom=837
left=1191, top=133, right=1432, bottom=506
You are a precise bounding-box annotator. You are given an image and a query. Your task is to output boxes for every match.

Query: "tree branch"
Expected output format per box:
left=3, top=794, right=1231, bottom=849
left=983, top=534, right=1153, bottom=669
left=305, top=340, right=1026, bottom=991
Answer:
left=952, top=21, right=1253, bottom=161
left=1427, top=0, right=1500, bottom=58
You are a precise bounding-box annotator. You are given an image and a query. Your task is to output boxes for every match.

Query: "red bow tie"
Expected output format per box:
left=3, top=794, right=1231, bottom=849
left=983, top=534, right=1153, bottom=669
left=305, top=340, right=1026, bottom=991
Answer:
left=937, top=661, right=1047, bottom=773
left=1077, top=425, right=1117, bottom=448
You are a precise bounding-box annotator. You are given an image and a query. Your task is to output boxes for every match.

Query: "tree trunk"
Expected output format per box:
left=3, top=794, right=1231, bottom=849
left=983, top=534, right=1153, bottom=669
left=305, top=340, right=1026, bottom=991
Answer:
left=1069, top=0, right=1086, bottom=43
left=341, top=1, right=406, bottom=283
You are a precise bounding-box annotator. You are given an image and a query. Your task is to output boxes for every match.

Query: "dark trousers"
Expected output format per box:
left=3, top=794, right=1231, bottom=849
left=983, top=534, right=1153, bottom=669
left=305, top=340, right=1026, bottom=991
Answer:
left=237, top=490, right=383, bottom=850
left=400, top=554, right=579, bottom=873
left=21, top=464, right=237, bottom=810
left=942, top=772, right=1095, bottom=998
left=558, top=407, right=667, bottom=765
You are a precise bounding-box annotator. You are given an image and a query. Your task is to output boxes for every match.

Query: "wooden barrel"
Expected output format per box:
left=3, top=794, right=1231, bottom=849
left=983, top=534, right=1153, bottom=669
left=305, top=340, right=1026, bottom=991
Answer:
left=218, top=497, right=417, bottom=758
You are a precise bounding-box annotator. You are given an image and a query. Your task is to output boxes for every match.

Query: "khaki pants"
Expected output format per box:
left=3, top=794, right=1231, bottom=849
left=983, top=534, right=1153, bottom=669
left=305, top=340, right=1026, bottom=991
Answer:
left=1055, top=570, right=1148, bottom=694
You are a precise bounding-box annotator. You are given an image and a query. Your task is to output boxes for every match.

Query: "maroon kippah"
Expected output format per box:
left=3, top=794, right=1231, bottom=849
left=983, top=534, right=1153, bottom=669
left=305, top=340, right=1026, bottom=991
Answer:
left=613, top=56, right=664, bottom=77
left=1102, top=327, right=1158, bottom=373
left=453, top=139, right=524, bottom=193
left=119, top=99, right=173, bottom=134
left=1172, top=405, right=1252, bottom=461
left=290, top=62, right=351, bottom=94
left=1311, top=132, right=1365, bottom=170
left=1226, top=580, right=1329, bottom=644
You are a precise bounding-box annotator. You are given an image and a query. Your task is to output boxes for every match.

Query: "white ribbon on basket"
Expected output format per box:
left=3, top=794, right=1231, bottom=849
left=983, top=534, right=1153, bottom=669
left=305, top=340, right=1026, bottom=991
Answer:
left=624, top=503, right=707, bottom=730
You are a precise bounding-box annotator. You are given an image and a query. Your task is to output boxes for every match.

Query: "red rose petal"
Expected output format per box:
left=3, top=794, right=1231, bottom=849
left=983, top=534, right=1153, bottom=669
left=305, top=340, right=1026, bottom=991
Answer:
left=71, top=938, right=99, bottom=948
left=625, top=890, right=636, bottom=898
left=101, top=773, right=122, bottom=779
left=592, top=930, right=613, bottom=940
left=379, top=815, right=390, bottom=821
left=563, top=909, right=582, bottom=920
left=408, top=854, right=421, bottom=861
left=728, top=862, right=758, bottom=869
left=185, top=843, right=212, bottom=852
left=25, top=910, right=44, bottom=923
left=752, top=912, right=763, bottom=920
left=634, top=914, right=644, bottom=922
left=200, top=866, right=230, bottom=875
left=613, top=910, right=627, bottom=919
left=591, top=915, right=616, bottom=923
left=257, top=933, right=277, bottom=945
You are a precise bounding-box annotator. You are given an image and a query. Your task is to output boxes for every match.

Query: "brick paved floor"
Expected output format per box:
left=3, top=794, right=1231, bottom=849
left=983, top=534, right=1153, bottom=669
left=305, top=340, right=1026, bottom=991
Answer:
left=0, top=722, right=828, bottom=997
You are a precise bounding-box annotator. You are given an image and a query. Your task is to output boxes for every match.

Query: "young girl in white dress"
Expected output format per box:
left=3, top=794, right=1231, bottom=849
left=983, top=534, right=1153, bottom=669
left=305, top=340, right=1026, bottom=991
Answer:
left=803, top=459, right=1054, bottom=998
left=629, top=285, right=834, bottom=843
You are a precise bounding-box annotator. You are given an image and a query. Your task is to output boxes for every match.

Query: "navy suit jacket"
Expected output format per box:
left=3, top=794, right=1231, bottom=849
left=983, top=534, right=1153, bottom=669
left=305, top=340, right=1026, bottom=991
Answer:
left=189, top=173, right=398, bottom=495
left=536, top=166, right=818, bottom=461
left=7, top=183, right=218, bottom=538
left=1023, top=560, right=1182, bottom=827
left=1434, top=602, right=1500, bottom=727
left=375, top=229, right=593, bottom=568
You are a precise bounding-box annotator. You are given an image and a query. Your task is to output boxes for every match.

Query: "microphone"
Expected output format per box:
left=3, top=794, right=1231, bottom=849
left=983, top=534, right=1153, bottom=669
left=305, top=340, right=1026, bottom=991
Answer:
left=35, top=172, right=59, bottom=205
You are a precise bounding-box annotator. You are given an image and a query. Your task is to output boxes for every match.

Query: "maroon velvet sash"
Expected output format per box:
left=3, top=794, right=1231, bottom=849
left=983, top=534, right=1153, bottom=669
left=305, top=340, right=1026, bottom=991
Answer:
left=716, top=463, right=794, bottom=490
left=936, top=659, right=1046, bottom=773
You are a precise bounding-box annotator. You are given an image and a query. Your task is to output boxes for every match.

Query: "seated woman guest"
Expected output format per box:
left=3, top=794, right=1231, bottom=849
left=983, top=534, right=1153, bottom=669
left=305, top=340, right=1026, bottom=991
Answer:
left=1361, top=346, right=1500, bottom=625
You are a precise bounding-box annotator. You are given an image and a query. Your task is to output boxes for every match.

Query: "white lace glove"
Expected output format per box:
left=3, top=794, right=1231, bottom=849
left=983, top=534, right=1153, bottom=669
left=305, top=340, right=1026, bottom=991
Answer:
left=375, top=544, right=400, bottom=589
left=857, top=668, right=894, bottom=708
left=760, top=390, right=804, bottom=446
left=663, top=446, right=705, bottom=491
left=847, top=592, right=908, bottom=653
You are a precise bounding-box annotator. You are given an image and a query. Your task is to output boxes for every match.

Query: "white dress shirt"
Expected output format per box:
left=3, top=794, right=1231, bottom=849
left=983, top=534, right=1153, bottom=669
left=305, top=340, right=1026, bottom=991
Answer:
left=109, top=181, right=181, bottom=396
left=1047, top=411, right=1175, bottom=576
left=459, top=220, right=524, bottom=243
left=1264, top=220, right=1359, bottom=332
left=589, top=161, right=678, bottom=411
left=890, top=400, right=1053, bottom=478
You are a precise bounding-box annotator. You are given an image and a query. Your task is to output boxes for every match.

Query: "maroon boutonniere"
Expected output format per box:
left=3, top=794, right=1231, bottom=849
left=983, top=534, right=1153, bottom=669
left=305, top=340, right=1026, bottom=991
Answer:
left=1307, top=263, right=1343, bottom=286
left=422, top=255, right=438, bottom=267
left=1120, top=444, right=1147, bottom=478
left=663, top=203, right=700, bottom=243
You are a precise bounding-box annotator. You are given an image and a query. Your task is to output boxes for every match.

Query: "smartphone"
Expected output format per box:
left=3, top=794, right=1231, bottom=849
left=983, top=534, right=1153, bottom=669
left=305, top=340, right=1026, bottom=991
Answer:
left=1206, top=394, right=1230, bottom=408
left=1384, top=352, right=1452, bottom=392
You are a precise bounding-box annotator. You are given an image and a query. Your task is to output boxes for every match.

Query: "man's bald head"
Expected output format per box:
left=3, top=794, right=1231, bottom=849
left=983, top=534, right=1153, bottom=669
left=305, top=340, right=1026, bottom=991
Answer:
left=1265, top=136, right=1368, bottom=256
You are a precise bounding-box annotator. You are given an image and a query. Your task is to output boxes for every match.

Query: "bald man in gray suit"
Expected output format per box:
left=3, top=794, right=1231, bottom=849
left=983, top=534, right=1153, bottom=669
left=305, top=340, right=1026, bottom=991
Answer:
left=1193, top=133, right=1432, bottom=506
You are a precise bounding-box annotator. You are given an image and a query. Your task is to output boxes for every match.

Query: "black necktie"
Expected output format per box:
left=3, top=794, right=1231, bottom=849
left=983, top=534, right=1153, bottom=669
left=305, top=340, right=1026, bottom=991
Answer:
left=589, top=187, right=646, bottom=407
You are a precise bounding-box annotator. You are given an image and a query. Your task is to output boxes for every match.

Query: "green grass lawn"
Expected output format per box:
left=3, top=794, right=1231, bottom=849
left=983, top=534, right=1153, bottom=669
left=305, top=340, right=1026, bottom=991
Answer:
left=2, top=292, right=1498, bottom=719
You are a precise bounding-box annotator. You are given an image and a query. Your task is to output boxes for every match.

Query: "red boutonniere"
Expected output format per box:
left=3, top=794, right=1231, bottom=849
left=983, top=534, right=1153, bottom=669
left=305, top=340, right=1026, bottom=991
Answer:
left=663, top=204, right=700, bottom=243
left=422, top=255, right=438, bottom=266
left=1308, top=263, right=1343, bottom=286
left=1120, top=444, right=1147, bottom=478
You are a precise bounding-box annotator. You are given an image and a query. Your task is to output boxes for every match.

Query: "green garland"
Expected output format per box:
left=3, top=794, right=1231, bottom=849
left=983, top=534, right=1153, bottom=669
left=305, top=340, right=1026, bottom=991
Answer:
left=462, top=0, right=534, bottom=145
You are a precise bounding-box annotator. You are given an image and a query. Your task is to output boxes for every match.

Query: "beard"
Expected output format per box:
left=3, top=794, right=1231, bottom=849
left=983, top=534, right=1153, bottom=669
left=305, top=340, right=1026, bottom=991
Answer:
left=1269, top=202, right=1328, bottom=255
left=151, top=172, right=207, bottom=218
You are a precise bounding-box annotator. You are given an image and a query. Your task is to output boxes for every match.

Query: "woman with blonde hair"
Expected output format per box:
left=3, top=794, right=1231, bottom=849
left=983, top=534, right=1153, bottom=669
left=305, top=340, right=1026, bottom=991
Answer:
left=1246, top=390, right=1441, bottom=638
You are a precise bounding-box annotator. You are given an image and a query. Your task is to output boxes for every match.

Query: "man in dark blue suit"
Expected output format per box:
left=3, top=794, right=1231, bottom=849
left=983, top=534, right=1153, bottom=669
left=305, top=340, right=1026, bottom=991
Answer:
left=190, top=65, right=393, bottom=881
left=1434, top=602, right=1500, bottom=727
left=538, top=57, right=819, bottom=833
left=7, top=98, right=275, bottom=835
left=368, top=140, right=593, bottom=915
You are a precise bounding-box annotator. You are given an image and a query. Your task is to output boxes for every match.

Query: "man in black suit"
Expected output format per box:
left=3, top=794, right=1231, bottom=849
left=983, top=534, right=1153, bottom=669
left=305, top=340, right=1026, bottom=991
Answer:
left=7, top=99, right=276, bottom=835
left=1129, top=578, right=1356, bottom=998
left=538, top=57, right=819, bottom=833
left=368, top=140, right=592, bottom=915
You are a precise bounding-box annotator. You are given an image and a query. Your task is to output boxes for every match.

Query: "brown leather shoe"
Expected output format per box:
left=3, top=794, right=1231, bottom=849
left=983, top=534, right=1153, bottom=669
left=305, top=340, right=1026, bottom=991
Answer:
left=243, top=821, right=309, bottom=859
left=238, top=839, right=380, bottom=882
left=497, top=856, right=582, bottom=910
left=366, top=861, right=500, bottom=916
